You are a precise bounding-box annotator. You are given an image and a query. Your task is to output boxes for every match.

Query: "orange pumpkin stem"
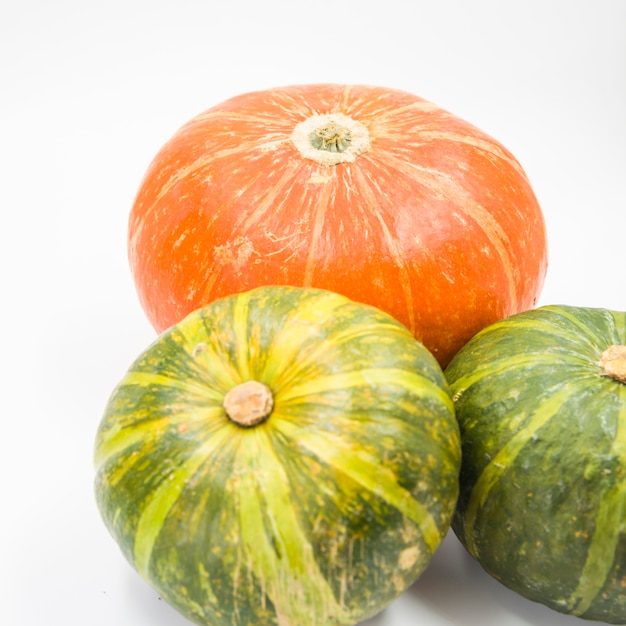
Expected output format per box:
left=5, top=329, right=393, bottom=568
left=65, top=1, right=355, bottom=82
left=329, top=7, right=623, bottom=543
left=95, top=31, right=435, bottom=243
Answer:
left=600, top=345, right=626, bottom=384
left=223, top=380, right=274, bottom=427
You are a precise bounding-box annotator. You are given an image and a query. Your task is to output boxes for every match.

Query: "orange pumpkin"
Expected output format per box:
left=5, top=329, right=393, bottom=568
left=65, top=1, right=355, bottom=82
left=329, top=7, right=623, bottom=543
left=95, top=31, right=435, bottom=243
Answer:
left=128, top=84, right=547, bottom=366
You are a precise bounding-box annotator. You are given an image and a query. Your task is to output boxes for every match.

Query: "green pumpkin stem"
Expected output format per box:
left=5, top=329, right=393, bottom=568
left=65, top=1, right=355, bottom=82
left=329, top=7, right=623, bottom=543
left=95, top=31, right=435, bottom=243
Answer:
left=290, top=113, right=370, bottom=166
left=309, top=122, right=352, bottom=153
left=223, top=380, right=274, bottom=427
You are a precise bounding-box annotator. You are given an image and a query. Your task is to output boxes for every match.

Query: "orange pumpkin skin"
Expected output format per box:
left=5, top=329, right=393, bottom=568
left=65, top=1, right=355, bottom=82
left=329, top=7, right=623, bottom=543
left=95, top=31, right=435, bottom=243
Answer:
left=128, top=84, right=547, bottom=366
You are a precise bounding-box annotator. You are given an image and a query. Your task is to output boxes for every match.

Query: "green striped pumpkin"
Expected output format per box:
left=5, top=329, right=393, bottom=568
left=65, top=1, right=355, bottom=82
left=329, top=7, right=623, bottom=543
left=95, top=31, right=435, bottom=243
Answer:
left=94, top=286, right=461, bottom=626
left=445, top=304, right=626, bottom=623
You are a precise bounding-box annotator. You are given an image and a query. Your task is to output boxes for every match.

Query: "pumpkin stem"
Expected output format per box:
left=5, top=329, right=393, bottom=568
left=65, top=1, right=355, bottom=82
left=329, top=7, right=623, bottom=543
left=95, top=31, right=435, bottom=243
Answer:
left=223, top=380, right=274, bottom=427
left=309, top=122, right=352, bottom=153
left=599, top=345, right=626, bottom=384
left=290, top=113, right=370, bottom=166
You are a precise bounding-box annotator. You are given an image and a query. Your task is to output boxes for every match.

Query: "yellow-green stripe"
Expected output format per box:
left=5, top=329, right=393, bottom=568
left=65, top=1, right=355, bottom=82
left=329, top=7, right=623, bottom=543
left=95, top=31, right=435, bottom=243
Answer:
left=275, top=418, right=443, bottom=553
left=133, top=424, right=237, bottom=578
left=236, top=428, right=348, bottom=624
left=568, top=384, right=626, bottom=615
left=451, top=352, right=587, bottom=401
left=277, top=367, right=453, bottom=414
left=464, top=381, right=594, bottom=555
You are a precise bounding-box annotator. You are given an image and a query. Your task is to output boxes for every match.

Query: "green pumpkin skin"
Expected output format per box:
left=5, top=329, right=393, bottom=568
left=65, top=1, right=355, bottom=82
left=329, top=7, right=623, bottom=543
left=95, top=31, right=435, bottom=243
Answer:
left=94, top=286, right=461, bottom=626
left=445, top=304, right=626, bottom=623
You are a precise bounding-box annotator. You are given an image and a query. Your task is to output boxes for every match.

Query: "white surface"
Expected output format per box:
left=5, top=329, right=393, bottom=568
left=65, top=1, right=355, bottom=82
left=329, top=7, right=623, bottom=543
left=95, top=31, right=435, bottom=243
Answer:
left=2, top=1, right=625, bottom=625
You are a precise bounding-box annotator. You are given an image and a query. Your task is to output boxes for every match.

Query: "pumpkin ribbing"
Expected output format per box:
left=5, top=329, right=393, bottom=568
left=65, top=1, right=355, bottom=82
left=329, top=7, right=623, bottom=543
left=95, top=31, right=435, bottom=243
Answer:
left=445, top=304, right=626, bottom=624
left=94, top=286, right=460, bottom=626
left=128, top=83, right=547, bottom=367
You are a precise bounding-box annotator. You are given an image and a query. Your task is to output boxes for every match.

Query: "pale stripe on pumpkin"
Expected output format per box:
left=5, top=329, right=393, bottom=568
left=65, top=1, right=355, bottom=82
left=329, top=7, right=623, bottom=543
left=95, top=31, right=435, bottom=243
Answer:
left=132, top=423, right=237, bottom=579
left=348, top=164, right=417, bottom=332
left=462, top=380, right=596, bottom=557
left=265, top=322, right=413, bottom=392
left=274, top=417, right=443, bottom=554
left=235, top=427, right=349, bottom=625
left=277, top=368, right=452, bottom=413
left=368, top=150, right=520, bottom=311
left=567, top=384, right=626, bottom=615
left=94, top=407, right=222, bottom=475
left=129, top=130, right=290, bottom=246
left=366, top=99, right=441, bottom=122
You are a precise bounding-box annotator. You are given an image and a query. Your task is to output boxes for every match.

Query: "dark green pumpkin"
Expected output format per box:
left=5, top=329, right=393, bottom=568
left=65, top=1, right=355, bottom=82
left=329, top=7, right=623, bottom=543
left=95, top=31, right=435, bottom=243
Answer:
left=94, top=286, right=460, bottom=626
left=445, top=304, right=626, bottom=623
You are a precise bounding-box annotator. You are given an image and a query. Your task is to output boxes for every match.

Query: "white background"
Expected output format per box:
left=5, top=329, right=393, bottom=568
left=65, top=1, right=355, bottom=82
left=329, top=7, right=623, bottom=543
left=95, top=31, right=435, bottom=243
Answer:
left=2, top=1, right=625, bottom=625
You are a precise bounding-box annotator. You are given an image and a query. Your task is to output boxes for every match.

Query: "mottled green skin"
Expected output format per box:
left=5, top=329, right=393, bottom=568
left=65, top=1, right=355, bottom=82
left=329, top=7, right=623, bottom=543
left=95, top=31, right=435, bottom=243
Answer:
left=445, top=305, right=626, bottom=624
left=95, top=286, right=460, bottom=626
